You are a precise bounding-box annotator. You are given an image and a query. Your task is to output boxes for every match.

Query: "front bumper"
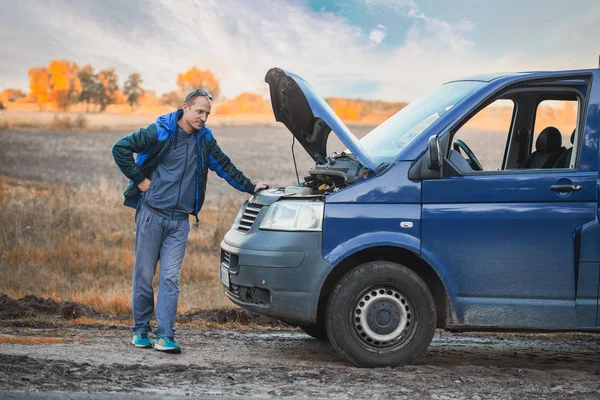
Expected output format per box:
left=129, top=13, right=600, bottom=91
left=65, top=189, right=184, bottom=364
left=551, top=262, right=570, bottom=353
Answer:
left=220, top=225, right=333, bottom=325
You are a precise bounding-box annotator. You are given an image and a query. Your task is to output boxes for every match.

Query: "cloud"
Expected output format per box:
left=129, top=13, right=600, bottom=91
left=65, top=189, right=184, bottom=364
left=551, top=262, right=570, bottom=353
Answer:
left=0, top=0, right=596, bottom=102
left=0, top=0, right=477, bottom=100
left=2, top=1, right=371, bottom=98
left=369, top=24, right=387, bottom=46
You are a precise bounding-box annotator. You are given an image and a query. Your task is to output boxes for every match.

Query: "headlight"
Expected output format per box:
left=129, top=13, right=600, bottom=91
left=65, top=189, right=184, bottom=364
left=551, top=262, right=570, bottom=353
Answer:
left=259, top=201, right=324, bottom=231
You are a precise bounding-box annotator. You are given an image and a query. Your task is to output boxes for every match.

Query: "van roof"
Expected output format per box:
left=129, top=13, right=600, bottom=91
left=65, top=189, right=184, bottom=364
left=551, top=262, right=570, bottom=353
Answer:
left=451, top=68, right=598, bottom=84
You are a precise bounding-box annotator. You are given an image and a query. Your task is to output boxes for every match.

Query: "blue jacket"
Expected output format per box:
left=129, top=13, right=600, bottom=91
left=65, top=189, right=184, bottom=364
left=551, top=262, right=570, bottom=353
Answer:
left=112, top=110, right=256, bottom=220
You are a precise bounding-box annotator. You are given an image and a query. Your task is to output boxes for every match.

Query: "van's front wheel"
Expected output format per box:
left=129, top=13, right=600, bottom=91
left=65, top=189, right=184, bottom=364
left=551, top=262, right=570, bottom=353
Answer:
left=325, top=261, right=436, bottom=367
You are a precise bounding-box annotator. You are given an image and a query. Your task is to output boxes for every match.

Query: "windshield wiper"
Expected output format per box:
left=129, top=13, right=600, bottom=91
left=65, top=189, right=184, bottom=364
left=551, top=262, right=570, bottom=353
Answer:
left=375, top=162, right=390, bottom=174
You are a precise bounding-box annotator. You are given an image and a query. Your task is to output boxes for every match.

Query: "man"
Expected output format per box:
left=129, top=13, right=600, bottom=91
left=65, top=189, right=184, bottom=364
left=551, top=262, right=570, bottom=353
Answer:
left=112, top=89, right=269, bottom=353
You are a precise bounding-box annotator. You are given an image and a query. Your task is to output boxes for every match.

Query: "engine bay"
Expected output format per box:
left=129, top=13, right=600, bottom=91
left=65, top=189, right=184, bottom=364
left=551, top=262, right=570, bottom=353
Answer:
left=284, top=152, right=371, bottom=196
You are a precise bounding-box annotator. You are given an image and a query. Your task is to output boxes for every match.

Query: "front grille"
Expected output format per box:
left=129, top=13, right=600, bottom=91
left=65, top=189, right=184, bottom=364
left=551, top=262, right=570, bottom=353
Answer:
left=236, top=202, right=264, bottom=232
left=221, top=250, right=231, bottom=268
left=221, top=250, right=239, bottom=273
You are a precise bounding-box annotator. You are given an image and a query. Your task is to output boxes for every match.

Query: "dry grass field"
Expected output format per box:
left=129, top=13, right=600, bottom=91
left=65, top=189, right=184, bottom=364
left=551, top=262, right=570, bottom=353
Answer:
left=0, top=175, right=236, bottom=314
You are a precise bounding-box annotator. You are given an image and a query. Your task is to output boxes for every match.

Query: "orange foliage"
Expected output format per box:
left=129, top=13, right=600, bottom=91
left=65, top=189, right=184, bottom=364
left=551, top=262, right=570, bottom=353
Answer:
left=0, top=88, right=25, bottom=103
left=17, top=59, right=413, bottom=123
left=27, top=60, right=82, bottom=111
left=177, top=66, right=220, bottom=99
left=327, top=97, right=363, bottom=121
left=217, top=103, right=233, bottom=115
left=48, top=60, right=82, bottom=110
left=139, top=90, right=161, bottom=106
left=113, top=89, right=125, bottom=105
left=28, top=67, right=51, bottom=109
left=216, top=92, right=270, bottom=115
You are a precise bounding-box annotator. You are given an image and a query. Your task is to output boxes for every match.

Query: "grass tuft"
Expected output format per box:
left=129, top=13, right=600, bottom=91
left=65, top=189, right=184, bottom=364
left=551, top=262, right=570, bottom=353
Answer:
left=50, top=114, right=89, bottom=130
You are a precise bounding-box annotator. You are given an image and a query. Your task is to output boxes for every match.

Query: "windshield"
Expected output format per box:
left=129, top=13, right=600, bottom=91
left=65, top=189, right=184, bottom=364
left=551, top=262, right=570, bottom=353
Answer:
left=359, top=81, right=484, bottom=164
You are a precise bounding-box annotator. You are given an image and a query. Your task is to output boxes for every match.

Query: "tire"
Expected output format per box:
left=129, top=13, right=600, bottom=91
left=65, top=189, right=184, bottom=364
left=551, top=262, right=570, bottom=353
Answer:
left=325, top=261, right=436, bottom=367
left=299, top=323, right=329, bottom=341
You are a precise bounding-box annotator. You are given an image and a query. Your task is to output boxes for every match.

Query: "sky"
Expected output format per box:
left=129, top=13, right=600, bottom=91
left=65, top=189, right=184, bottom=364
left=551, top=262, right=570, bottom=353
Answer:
left=0, top=0, right=598, bottom=101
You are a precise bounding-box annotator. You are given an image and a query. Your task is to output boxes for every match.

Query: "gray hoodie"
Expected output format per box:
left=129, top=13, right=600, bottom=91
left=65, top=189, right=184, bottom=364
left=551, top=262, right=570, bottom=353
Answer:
left=141, top=125, right=198, bottom=220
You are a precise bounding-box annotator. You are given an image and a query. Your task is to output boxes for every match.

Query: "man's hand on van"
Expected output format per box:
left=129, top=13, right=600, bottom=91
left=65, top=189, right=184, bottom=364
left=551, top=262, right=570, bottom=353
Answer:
left=254, top=182, right=270, bottom=193
left=138, top=178, right=151, bottom=192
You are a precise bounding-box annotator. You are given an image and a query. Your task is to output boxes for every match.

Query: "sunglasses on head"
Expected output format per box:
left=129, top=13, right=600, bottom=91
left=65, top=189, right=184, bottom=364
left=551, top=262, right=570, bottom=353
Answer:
left=184, top=89, right=213, bottom=103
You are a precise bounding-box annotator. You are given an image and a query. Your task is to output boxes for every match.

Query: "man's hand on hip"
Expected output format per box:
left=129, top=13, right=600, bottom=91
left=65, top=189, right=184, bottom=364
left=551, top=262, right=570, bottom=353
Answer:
left=254, top=182, right=270, bottom=193
left=138, top=178, right=151, bottom=192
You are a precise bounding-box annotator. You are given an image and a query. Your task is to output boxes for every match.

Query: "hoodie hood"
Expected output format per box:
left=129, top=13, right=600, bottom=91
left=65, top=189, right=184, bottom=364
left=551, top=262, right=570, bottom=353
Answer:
left=265, top=68, right=377, bottom=172
left=155, top=109, right=183, bottom=139
left=155, top=109, right=211, bottom=141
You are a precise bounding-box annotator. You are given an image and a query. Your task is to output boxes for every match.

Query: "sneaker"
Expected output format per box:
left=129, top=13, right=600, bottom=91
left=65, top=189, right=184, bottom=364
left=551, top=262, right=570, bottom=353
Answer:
left=154, top=336, right=182, bottom=354
left=131, top=333, right=153, bottom=348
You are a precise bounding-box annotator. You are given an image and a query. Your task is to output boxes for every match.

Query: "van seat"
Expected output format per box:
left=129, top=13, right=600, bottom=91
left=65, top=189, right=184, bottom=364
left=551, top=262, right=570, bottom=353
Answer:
left=521, top=127, right=566, bottom=169
left=553, top=130, right=575, bottom=168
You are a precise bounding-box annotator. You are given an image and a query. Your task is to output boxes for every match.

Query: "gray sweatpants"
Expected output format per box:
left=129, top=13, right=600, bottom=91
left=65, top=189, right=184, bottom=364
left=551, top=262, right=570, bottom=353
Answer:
left=131, top=204, right=190, bottom=338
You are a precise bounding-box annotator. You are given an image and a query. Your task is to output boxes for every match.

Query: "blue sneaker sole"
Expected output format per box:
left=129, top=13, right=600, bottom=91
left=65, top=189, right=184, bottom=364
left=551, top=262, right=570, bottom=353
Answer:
left=132, top=343, right=153, bottom=348
left=131, top=340, right=153, bottom=348
left=154, top=344, right=182, bottom=354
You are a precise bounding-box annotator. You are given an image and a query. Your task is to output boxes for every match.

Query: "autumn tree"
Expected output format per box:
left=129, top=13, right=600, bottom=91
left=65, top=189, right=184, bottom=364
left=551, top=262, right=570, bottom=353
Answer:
left=0, top=89, right=25, bottom=103
left=123, top=73, right=144, bottom=109
left=176, top=67, right=220, bottom=100
left=28, top=67, right=51, bottom=109
left=97, top=68, right=119, bottom=112
left=77, top=65, right=122, bottom=112
left=28, top=60, right=81, bottom=111
left=48, top=60, right=82, bottom=111
left=216, top=92, right=270, bottom=115
left=327, top=98, right=363, bottom=121
left=139, top=90, right=161, bottom=106
left=160, top=90, right=181, bottom=107
left=113, top=89, right=125, bottom=105
left=78, top=64, right=103, bottom=111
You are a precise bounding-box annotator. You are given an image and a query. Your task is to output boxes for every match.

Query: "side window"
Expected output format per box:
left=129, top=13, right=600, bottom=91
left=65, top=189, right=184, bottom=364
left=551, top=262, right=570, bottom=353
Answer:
left=532, top=100, right=578, bottom=168
left=451, top=99, right=515, bottom=171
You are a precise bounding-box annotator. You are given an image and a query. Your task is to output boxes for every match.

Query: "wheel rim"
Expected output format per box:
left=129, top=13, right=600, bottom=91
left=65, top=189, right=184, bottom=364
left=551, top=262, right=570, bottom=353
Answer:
left=353, top=287, right=413, bottom=348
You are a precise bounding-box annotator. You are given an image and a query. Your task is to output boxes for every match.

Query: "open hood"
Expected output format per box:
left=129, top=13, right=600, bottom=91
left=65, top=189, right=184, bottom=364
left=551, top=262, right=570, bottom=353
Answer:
left=265, top=68, right=377, bottom=172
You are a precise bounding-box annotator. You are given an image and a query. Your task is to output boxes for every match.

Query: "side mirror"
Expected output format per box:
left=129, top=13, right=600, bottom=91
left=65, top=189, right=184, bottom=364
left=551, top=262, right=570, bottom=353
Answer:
left=427, top=135, right=441, bottom=171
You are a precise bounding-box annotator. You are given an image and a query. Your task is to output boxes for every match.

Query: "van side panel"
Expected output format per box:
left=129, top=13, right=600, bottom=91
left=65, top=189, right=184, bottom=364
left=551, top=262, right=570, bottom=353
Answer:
left=323, top=162, right=423, bottom=267
left=421, top=201, right=595, bottom=329
left=322, top=203, right=421, bottom=266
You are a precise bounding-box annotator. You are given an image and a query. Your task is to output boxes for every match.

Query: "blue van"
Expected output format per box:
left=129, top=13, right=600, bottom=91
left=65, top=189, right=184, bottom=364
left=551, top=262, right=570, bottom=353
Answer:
left=220, top=67, right=600, bottom=367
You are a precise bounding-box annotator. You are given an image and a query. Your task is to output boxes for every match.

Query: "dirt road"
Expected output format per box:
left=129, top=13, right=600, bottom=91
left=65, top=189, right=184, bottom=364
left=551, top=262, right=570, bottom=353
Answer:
left=1, top=324, right=599, bottom=399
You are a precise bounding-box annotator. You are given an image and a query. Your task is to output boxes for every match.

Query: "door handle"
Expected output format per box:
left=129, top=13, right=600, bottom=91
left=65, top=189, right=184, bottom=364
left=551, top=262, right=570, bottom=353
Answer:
left=550, top=184, right=583, bottom=192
